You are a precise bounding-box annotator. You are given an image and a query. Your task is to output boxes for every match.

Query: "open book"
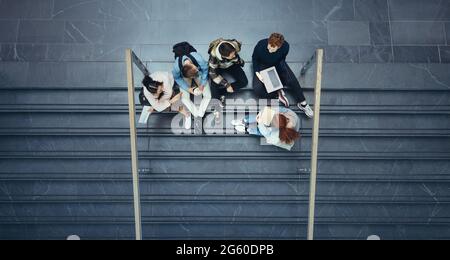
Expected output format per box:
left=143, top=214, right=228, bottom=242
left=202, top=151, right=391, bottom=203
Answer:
left=260, top=107, right=276, bottom=126
left=259, top=66, right=284, bottom=93
left=139, top=106, right=152, bottom=124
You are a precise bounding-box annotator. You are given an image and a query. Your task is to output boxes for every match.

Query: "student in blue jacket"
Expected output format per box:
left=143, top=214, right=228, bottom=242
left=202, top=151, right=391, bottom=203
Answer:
left=172, top=42, right=212, bottom=129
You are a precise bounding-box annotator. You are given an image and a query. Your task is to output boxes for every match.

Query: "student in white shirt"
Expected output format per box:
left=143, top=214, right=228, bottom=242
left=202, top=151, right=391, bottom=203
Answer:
left=141, top=72, right=190, bottom=129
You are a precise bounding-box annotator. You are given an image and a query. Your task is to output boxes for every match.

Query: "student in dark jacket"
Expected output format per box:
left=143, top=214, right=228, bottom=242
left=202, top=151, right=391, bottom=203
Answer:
left=208, top=38, right=249, bottom=107
left=252, top=33, right=313, bottom=118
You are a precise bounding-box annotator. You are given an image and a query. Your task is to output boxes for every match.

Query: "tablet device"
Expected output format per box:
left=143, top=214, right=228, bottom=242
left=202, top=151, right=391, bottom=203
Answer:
left=260, top=66, right=283, bottom=93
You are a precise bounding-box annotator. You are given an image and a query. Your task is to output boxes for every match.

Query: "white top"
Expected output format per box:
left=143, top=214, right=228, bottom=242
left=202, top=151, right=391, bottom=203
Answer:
left=143, top=71, right=174, bottom=112
left=258, top=107, right=300, bottom=151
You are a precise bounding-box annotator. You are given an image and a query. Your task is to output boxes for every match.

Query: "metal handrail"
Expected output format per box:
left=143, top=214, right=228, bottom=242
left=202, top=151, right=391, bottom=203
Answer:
left=125, top=48, right=150, bottom=240
left=307, top=49, right=324, bottom=240
left=300, top=52, right=317, bottom=77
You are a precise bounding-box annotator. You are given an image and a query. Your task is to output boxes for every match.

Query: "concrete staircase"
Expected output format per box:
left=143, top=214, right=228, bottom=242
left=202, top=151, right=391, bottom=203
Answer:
left=1, top=58, right=449, bottom=239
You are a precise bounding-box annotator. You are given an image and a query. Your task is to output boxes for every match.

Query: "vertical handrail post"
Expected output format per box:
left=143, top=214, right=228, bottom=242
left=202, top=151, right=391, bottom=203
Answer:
left=307, top=49, right=324, bottom=241
left=126, top=48, right=142, bottom=240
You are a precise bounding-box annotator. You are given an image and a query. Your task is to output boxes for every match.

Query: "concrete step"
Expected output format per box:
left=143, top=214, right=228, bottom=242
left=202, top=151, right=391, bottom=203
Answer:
left=1, top=136, right=449, bottom=154
left=1, top=112, right=449, bottom=132
left=2, top=89, right=450, bottom=107
left=2, top=158, right=448, bottom=177
left=1, top=222, right=450, bottom=240
left=1, top=62, right=450, bottom=91
left=3, top=200, right=449, bottom=219
left=1, top=178, right=449, bottom=197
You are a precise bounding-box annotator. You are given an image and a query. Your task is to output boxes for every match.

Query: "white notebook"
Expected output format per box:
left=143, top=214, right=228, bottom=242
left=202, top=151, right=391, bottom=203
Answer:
left=139, top=106, right=152, bottom=124
left=260, top=66, right=284, bottom=93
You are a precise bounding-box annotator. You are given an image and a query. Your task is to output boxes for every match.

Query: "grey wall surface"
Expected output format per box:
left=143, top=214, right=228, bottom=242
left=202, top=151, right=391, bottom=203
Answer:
left=0, top=0, right=450, bottom=240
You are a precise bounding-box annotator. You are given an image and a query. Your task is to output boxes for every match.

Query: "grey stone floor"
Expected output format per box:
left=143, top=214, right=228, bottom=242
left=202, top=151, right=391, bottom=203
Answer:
left=0, top=0, right=449, bottom=64
left=0, top=0, right=450, bottom=240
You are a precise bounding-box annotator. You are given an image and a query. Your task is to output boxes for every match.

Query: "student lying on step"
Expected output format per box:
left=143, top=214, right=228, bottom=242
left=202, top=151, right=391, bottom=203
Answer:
left=231, top=106, right=301, bottom=151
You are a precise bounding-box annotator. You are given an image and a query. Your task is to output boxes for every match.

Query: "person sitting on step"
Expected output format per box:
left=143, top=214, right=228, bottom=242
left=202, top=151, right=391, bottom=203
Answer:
left=252, top=33, right=314, bottom=118
left=172, top=42, right=212, bottom=129
left=139, top=72, right=187, bottom=126
left=208, top=38, right=249, bottom=108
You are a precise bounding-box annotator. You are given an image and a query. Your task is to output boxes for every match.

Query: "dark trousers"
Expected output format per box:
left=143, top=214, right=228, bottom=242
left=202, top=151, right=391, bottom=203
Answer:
left=253, top=61, right=306, bottom=103
left=211, top=64, right=249, bottom=99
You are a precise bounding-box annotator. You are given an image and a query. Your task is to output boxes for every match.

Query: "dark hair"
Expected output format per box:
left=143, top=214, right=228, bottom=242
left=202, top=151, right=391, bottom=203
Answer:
left=142, top=75, right=164, bottom=99
left=278, top=114, right=300, bottom=144
left=219, top=42, right=236, bottom=57
left=182, top=64, right=198, bottom=78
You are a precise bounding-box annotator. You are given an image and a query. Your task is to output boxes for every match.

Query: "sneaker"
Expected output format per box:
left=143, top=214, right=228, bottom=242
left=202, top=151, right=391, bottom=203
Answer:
left=298, top=103, right=314, bottom=118
left=235, top=125, right=246, bottom=133
left=278, top=90, right=290, bottom=108
left=214, top=111, right=221, bottom=124
left=184, top=115, right=192, bottom=129
left=231, top=119, right=245, bottom=126
left=219, top=96, right=226, bottom=108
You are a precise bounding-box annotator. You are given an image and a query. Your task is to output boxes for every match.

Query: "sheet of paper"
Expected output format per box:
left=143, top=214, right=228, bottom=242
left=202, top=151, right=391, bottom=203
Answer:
left=139, top=106, right=152, bottom=124
left=260, top=107, right=275, bottom=126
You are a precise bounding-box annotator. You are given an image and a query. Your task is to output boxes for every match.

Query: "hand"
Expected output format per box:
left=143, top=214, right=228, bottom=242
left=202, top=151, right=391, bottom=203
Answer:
left=226, top=86, right=234, bottom=93
left=193, top=88, right=202, bottom=96
left=170, top=93, right=181, bottom=104
left=188, top=87, right=196, bottom=95
left=255, top=72, right=264, bottom=84
left=199, top=85, right=205, bottom=92
left=148, top=107, right=155, bottom=113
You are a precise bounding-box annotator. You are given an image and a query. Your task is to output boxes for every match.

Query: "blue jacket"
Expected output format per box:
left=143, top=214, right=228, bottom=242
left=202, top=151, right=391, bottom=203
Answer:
left=172, top=52, right=209, bottom=92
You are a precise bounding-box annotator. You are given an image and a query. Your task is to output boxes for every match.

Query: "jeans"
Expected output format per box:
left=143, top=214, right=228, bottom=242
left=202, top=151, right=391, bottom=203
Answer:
left=244, top=115, right=263, bottom=136
left=180, top=77, right=212, bottom=118
left=211, top=64, right=249, bottom=99
left=253, top=61, right=306, bottom=103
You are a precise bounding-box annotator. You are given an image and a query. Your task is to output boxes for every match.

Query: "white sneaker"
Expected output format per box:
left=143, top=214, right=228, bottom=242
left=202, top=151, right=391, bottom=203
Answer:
left=231, top=119, right=245, bottom=126
left=219, top=96, right=226, bottom=108
left=235, top=125, right=246, bottom=133
left=298, top=103, right=314, bottom=118
left=184, top=115, right=192, bottom=129
left=214, top=111, right=221, bottom=124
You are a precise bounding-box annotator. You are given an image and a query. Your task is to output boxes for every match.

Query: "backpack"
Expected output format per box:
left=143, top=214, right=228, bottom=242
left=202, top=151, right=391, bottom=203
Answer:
left=173, top=42, right=200, bottom=76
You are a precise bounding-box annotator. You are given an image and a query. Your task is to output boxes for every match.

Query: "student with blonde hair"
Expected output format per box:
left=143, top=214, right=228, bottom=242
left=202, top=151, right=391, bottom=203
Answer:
left=172, top=42, right=211, bottom=129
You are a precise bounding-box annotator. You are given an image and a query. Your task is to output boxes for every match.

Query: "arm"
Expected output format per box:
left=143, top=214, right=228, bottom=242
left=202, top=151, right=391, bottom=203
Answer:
left=276, top=42, right=290, bottom=68
left=208, top=56, right=230, bottom=89
left=258, top=122, right=272, bottom=137
left=144, top=90, right=170, bottom=112
left=259, top=107, right=275, bottom=126
left=195, top=53, right=210, bottom=87
left=282, top=42, right=290, bottom=60
left=252, top=47, right=262, bottom=73
left=172, top=60, right=189, bottom=92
